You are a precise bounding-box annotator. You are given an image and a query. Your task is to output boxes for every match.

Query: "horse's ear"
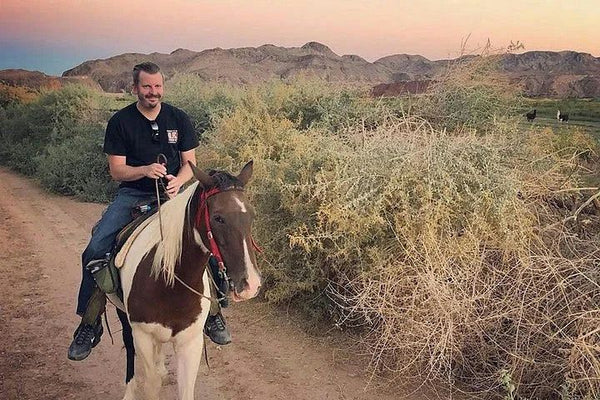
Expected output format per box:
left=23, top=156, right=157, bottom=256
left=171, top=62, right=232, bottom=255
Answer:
left=237, top=160, right=253, bottom=186
left=187, top=161, right=214, bottom=188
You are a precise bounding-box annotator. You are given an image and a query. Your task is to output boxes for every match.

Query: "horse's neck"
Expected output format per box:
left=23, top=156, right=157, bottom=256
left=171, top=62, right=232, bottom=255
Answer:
left=175, top=226, right=210, bottom=284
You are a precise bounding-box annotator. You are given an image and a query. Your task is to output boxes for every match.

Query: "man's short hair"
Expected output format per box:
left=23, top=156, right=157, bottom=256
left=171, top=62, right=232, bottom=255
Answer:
left=133, top=62, right=161, bottom=85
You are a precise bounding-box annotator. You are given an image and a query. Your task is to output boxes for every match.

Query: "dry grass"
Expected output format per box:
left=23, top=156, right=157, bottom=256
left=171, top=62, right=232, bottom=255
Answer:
left=415, top=44, right=524, bottom=135
left=311, top=118, right=599, bottom=398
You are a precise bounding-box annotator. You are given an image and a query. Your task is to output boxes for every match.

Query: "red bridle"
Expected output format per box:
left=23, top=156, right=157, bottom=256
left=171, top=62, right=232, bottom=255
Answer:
left=194, top=187, right=262, bottom=276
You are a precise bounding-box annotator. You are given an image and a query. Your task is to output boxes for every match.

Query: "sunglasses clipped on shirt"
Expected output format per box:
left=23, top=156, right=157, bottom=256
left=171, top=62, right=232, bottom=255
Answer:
left=150, top=120, right=159, bottom=143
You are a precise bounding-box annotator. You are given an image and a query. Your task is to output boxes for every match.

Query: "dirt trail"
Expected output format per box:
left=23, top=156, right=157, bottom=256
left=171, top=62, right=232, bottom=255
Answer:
left=0, top=168, right=442, bottom=400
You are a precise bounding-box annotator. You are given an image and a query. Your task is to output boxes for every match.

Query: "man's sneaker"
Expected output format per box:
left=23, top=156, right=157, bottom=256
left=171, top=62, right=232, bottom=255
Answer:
left=204, top=312, right=232, bottom=345
left=67, top=322, right=103, bottom=361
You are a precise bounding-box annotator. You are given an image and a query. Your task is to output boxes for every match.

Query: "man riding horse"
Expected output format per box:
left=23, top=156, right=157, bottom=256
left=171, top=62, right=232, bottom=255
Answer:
left=68, top=62, right=231, bottom=361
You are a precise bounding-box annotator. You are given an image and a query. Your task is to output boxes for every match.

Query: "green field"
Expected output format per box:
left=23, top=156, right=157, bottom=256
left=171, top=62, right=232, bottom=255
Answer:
left=521, top=98, right=600, bottom=139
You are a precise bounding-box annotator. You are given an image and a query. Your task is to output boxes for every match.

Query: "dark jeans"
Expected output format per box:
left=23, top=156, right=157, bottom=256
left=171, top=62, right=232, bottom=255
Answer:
left=76, top=187, right=155, bottom=316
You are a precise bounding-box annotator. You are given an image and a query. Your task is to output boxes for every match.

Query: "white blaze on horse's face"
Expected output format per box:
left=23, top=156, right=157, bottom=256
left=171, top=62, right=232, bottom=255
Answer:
left=237, top=233, right=261, bottom=301
left=229, top=192, right=261, bottom=301
left=233, top=196, right=247, bottom=213
left=207, top=189, right=262, bottom=301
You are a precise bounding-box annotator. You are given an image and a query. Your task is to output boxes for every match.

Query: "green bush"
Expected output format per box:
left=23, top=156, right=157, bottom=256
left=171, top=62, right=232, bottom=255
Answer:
left=0, top=85, right=109, bottom=177
left=0, top=102, right=43, bottom=175
left=166, top=75, right=241, bottom=135
left=0, top=84, right=113, bottom=200
left=35, top=127, right=118, bottom=202
left=167, top=76, right=398, bottom=135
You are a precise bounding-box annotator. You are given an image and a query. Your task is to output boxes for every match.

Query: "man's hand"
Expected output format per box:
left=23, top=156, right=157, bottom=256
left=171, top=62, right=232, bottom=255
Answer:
left=144, top=163, right=167, bottom=179
left=164, top=174, right=183, bottom=199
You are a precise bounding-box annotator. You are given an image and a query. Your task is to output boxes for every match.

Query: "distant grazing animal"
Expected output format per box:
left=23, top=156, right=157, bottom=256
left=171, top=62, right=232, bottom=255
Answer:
left=526, top=109, right=536, bottom=121
left=557, top=110, right=569, bottom=123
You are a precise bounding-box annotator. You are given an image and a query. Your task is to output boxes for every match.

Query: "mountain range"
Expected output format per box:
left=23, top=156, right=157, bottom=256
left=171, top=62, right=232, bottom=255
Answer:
left=2, top=42, right=600, bottom=98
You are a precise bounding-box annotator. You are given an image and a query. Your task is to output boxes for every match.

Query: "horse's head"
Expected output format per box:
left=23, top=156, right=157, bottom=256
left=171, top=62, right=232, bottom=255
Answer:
left=189, top=161, right=262, bottom=302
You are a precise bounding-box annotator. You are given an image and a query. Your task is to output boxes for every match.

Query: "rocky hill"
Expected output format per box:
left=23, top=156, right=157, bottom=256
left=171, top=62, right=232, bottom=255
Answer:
left=62, top=42, right=393, bottom=92
left=5, top=42, right=600, bottom=98
left=499, top=51, right=600, bottom=98
left=0, top=69, right=101, bottom=91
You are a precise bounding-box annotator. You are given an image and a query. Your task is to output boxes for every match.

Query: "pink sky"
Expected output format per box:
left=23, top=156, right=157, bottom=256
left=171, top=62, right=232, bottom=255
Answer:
left=1, top=0, right=599, bottom=74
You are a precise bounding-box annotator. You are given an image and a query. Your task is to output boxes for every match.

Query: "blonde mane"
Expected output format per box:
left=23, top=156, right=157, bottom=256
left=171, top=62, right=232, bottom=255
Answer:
left=139, top=181, right=200, bottom=286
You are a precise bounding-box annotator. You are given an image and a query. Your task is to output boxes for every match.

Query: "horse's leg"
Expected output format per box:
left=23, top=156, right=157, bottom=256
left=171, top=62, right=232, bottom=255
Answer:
left=131, top=325, right=161, bottom=400
left=154, top=342, right=168, bottom=385
left=174, top=327, right=205, bottom=400
left=122, top=377, right=138, bottom=400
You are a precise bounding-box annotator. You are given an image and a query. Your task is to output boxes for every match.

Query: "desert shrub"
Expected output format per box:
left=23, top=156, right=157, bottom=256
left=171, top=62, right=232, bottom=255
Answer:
left=0, top=83, right=39, bottom=107
left=416, top=52, right=524, bottom=134
left=268, top=79, right=392, bottom=133
left=35, top=127, right=117, bottom=202
left=194, top=76, right=600, bottom=398
left=274, top=80, right=355, bottom=130
left=166, top=75, right=241, bottom=135
left=193, top=91, right=350, bottom=305
left=33, top=85, right=108, bottom=143
left=0, top=102, right=42, bottom=175
left=317, top=124, right=599, bottom=399
left=167, top=76, right=395, bottom=136
left=0, top=84, right=108, bottom=176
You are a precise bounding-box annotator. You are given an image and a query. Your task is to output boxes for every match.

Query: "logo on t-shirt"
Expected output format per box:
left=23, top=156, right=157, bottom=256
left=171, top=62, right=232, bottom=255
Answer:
left=167, top=130, right=178, bottom=144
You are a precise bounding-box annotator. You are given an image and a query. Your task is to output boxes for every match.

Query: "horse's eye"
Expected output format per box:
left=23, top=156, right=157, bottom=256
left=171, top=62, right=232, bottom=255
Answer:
left=214, top=215, right=225, bottom=224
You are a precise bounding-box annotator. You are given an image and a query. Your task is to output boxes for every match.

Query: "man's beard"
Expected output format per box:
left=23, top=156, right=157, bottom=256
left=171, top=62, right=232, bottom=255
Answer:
left=140, top=94, right=161, bottom=108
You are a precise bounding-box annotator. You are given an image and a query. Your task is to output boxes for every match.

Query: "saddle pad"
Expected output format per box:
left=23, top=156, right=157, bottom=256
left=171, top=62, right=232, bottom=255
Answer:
left=114, top=215, right=156, bottom=269
left=115, top=207, right=157, bottom=250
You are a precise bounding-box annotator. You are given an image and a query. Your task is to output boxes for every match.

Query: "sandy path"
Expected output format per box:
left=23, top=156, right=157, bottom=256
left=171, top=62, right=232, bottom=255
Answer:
left=0, top=167, right=443, bottom=400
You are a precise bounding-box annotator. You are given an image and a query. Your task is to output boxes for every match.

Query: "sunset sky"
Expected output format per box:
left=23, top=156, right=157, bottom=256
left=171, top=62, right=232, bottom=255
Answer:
left=1, top=0, right=599, bottom=76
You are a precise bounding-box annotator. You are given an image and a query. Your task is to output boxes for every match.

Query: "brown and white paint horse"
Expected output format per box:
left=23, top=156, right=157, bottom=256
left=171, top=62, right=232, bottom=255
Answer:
left=111, top=161, right=261, bottom=400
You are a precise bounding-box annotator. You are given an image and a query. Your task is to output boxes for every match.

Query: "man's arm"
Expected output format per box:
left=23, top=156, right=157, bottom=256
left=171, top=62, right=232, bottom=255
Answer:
left=107, top=155, right=167, bottom=181
left=164, top=149, right=197, bottom=198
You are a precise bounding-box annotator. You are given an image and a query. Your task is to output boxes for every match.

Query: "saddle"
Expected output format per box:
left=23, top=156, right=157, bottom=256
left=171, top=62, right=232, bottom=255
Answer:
left=87, top=199, right=161, bottom=296
left=113, top=199, right=161, bottom=264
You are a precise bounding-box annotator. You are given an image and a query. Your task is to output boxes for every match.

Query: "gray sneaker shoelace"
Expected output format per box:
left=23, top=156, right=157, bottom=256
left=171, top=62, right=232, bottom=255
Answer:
left=211, top=315, right=226, bottom=331
left=75, top=325, right=96, bottom=345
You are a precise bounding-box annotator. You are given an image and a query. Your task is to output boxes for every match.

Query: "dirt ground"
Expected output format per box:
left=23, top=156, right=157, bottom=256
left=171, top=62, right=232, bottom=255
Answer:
left=0, top=167, right=457, bottom=400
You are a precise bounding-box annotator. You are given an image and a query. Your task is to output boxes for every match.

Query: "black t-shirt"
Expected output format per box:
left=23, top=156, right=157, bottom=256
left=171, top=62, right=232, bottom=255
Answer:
left=104, top=102, right=199, bottom=192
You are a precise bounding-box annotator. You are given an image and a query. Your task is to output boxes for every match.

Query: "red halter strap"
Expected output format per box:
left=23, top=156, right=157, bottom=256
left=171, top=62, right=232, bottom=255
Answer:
left=194, top=186, right=263, bottom=274
left=195, top=187, right=226, bottom=271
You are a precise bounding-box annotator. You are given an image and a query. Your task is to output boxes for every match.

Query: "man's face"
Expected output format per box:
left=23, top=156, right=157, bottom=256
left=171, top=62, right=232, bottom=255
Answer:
left=133, top=71, right=164, bottom=109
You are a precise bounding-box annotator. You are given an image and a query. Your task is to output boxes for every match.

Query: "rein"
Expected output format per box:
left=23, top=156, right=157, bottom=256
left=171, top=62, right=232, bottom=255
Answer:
left=155, top=154, right=168, bottom=241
